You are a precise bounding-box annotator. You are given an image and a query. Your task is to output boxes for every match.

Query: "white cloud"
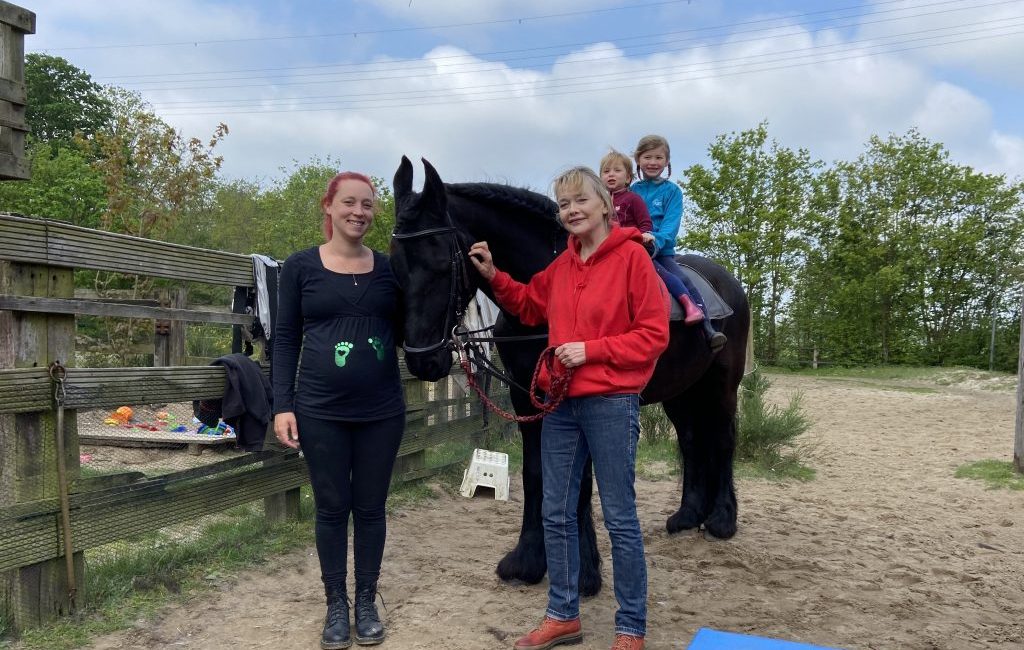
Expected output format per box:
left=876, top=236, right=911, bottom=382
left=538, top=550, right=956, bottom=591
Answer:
left=859, top=0, right=1024, bottom=85
left=19, top=1, right=1023, bottom=192
left=356, top=0, right=624, bottom=25
left=988, top=132, right=1024, bottom=177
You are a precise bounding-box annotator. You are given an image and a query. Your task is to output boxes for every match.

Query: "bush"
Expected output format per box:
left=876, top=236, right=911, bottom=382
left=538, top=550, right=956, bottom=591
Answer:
left=639, top=404, right=674, bottom=444
left=737, top=370, right=811, bottom=468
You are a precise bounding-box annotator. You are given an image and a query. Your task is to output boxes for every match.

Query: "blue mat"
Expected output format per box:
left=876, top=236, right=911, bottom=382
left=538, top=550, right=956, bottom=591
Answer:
left=687, top=628, right=843, bottom=649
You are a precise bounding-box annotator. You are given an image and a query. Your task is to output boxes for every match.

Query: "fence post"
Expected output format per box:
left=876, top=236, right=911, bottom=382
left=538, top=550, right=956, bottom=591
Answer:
left=0, top=260, right=83, bottom=633
left=264, top=411, right=300, bottom=523
left=812, top=345, right=819, bottom=370
left=154, top=287, right=187, bottom=366
left=1014, top=294, right=1023, bottom=474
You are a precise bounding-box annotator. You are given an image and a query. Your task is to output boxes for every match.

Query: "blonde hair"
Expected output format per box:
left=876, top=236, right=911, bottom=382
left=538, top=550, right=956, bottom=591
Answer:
left=552, top=166, right=614, bottom=226
left=633, top=134, right=672, bottom=179
left=599, top=149, right=633, bottom=178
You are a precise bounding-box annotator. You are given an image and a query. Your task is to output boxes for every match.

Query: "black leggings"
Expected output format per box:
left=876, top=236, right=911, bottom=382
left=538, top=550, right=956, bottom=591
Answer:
left=296, top=412, right=405, bottom=592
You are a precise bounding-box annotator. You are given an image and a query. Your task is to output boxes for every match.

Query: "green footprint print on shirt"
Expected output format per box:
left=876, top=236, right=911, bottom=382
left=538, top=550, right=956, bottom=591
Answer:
left=368, top=336, right=385, bottom=361
left=334, top=341, right=354, bottom=367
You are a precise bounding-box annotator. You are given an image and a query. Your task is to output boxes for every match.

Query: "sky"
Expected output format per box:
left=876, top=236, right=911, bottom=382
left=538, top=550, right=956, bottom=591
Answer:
left=23, top=0, right=1024, bottom=192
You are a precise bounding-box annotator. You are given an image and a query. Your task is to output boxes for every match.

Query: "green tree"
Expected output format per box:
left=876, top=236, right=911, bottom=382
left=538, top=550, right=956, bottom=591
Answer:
left=681, top=122, right=819, bottom=363
left=793, top=129, right=1024, bottom=366
left=0, top=140, right=106, bottom=226
left=92, top=88, right=227, bottom=240
left=24, top=53, right=112, bottom=145
left=247, top=160, right=395, bottom=260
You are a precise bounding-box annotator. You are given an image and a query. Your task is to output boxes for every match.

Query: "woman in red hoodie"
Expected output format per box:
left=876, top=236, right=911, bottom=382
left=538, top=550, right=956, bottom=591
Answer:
left=469, top=166, right=669, bottom=650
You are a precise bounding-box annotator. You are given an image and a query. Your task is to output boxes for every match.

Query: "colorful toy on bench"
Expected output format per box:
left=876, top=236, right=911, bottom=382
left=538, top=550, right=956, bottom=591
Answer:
left=193, top=417, right=233, bottom=436
left=105, top=405, right=134, bottom=425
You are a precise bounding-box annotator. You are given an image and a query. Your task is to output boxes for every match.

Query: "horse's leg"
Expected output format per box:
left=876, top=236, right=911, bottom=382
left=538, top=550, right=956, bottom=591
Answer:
left=662, top=396, right=708, bottom=533
left=577, top=458, right=602, bottom=597
left=496, top=414, right=547, bottom=585
left=701, top=377, right=739, bottom=539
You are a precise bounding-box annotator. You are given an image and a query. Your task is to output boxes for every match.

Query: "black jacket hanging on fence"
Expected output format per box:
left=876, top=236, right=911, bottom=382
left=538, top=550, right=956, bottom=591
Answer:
left=194, top=353, right=273, bottom=452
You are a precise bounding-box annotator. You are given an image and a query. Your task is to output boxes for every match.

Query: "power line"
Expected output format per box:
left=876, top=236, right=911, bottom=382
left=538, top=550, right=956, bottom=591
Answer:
left=153, top=27, right=1024, bottom=116
left=148, top=16, right=1024, bottom=109
left=96, top=0, right=1002, bottom=84
left=35, top=0, right=694, bottom=52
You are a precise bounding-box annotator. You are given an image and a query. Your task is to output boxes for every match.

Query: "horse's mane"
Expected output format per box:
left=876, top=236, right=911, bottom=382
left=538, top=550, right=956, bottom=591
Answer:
left=445, top=183, right=558, bottom=225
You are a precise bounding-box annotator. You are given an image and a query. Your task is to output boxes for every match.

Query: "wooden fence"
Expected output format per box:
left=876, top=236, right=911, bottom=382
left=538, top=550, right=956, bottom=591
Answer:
left=0, top=1, right=33, bottom=180
left=0, top=213, right=504, bottom=633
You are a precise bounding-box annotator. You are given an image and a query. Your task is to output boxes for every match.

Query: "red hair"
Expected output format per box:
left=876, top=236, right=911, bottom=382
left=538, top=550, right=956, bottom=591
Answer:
left=321, top=171, right=376, bottom=241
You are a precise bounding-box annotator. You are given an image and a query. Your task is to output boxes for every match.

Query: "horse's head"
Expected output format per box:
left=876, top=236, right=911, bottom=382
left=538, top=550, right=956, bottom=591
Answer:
left=390, top=156, right=473, bottom=381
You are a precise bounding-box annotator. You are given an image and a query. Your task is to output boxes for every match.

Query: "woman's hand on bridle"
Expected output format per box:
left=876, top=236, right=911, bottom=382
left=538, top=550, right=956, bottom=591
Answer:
left=468, top=241, right=497, bottom=281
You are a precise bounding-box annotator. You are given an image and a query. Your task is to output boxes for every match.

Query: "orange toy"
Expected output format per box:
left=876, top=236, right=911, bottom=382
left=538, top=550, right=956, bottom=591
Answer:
left=110, top=406, right=134, bottom=424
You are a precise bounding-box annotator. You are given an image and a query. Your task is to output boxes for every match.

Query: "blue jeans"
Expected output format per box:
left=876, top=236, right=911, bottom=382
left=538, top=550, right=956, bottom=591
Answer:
left=541, top=394, right=646, bottom=637
left=654, top=254, right=705, bottom=311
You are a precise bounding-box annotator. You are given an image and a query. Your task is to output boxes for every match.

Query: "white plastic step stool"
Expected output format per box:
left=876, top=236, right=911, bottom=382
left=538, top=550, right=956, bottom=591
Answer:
left=460, top=448, right=510, bottom=501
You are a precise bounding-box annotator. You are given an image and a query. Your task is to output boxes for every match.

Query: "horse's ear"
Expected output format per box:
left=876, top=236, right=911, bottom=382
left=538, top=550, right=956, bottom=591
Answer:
left=420, top=158, right=448, bottom=215
left=393, top=156, right=413, bottom=205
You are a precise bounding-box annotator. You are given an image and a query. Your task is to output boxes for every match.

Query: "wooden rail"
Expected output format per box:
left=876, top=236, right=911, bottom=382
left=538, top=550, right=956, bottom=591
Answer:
left=0, top=295, right=253, bottom=325
left=0, top=214, right=255, bottom=286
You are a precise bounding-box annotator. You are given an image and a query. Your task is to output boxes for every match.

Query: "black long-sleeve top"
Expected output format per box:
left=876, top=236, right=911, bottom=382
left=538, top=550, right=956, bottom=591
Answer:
left=271, top=247, right=405, bottom=421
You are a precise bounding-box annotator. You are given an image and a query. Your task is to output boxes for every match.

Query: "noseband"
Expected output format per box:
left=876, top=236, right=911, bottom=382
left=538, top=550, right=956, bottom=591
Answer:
left=391, top=214, right=472, bottom=355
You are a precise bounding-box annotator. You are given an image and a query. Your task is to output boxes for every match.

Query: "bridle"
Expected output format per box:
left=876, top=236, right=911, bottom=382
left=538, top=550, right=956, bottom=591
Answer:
left=391, top=213, right=472, bottom=355
left=391, top=212, right=573, bottom=422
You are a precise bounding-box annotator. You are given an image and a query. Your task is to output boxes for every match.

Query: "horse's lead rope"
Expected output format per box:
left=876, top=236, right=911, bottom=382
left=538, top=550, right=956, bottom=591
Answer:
left=458, top=346, right=573, bottom=423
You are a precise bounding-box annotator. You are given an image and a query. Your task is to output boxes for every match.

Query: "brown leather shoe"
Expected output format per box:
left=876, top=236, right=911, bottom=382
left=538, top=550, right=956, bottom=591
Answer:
left=513, top=616, right=583, bottom=649
left=610, top=633, right=645, bottom=650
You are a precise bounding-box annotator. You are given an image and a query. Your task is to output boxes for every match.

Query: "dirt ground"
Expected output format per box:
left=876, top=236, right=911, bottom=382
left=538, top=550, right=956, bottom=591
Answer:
left=86, top=372, right=1024, bottom=650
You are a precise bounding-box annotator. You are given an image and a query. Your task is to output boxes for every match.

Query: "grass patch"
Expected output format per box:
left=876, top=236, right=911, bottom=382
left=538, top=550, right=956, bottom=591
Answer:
left=835, top=380, right=938, bottom=394
left=636, top=437, right=680, bottom=480
left=736, top=457, right=816, bottom=482
left=763, top=364, right=1015, bottom=391
left=955, top=460, right=1024, bottom=490
left=763, top=364, right=946, bottom=381
left=14, top=498, right=316, bottom=650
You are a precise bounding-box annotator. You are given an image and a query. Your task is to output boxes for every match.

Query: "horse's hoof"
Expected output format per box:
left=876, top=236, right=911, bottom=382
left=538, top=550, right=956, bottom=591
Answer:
left=666, top=508, right=704, bottom=535
left=579, top=569, right=602, bottom=598
left=703, top=513, right=737, bottom=540
left=496, top=548, right=546, bottom=585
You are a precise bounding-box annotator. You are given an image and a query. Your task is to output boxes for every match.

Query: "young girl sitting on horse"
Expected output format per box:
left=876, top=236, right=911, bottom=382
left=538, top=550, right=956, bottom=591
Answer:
left=630, top=135, right=727, bottom=351
left=469, top=166, right=668, bottom=650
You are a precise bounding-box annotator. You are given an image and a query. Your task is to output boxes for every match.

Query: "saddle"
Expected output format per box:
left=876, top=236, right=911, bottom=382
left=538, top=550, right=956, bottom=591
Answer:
left=667, top=261, right=734, bottom=322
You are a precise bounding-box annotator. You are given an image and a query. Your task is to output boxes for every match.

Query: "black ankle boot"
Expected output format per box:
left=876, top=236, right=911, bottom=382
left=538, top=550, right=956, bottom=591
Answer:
left=354, top=582, right=385, bottom=645
left=703, top=319, right=727, bottom=352
left=322, top=587, right=352, bottom=649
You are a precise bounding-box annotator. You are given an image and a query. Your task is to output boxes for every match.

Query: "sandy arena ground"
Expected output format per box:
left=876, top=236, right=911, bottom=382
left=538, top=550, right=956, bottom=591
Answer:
left=86, top=372, right=1024, bottom=650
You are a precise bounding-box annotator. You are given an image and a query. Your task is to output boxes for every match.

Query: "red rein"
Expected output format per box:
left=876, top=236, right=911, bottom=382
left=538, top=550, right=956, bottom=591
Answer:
left=458, top=346, right=573, bottom=423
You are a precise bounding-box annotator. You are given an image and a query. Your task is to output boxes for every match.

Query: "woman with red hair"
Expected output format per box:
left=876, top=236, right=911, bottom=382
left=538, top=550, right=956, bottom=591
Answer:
left=272, top=171, right=405, bottom=648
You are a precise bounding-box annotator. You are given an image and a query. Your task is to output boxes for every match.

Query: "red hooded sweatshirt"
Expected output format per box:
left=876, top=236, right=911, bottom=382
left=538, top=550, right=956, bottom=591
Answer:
left=489, top=225, right=670, bottom=397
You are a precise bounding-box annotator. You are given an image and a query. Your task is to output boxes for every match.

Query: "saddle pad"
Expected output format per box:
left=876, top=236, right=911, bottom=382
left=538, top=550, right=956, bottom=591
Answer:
left=678, top=258, right=734, bottom=320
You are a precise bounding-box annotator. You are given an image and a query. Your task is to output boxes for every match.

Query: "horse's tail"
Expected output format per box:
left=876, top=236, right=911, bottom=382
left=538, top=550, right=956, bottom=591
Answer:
left=744, top=305, right=755, bottom=375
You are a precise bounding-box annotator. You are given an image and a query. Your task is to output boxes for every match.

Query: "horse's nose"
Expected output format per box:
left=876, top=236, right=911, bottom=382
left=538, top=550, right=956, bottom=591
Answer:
left=404, top=350, right=453, bottom=382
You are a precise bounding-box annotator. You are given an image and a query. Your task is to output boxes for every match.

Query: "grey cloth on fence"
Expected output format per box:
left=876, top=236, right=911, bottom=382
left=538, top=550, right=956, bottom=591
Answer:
left=251, top=254, right=279, bottom=341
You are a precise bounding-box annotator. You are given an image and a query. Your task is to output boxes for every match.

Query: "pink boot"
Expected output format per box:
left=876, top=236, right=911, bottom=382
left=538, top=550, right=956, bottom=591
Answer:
left=679, top=294, right=704, bottom=326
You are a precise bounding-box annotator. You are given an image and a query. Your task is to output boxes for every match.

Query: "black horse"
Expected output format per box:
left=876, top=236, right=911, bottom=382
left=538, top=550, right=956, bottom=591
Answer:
left=390, top=157, right=750, bottom=596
